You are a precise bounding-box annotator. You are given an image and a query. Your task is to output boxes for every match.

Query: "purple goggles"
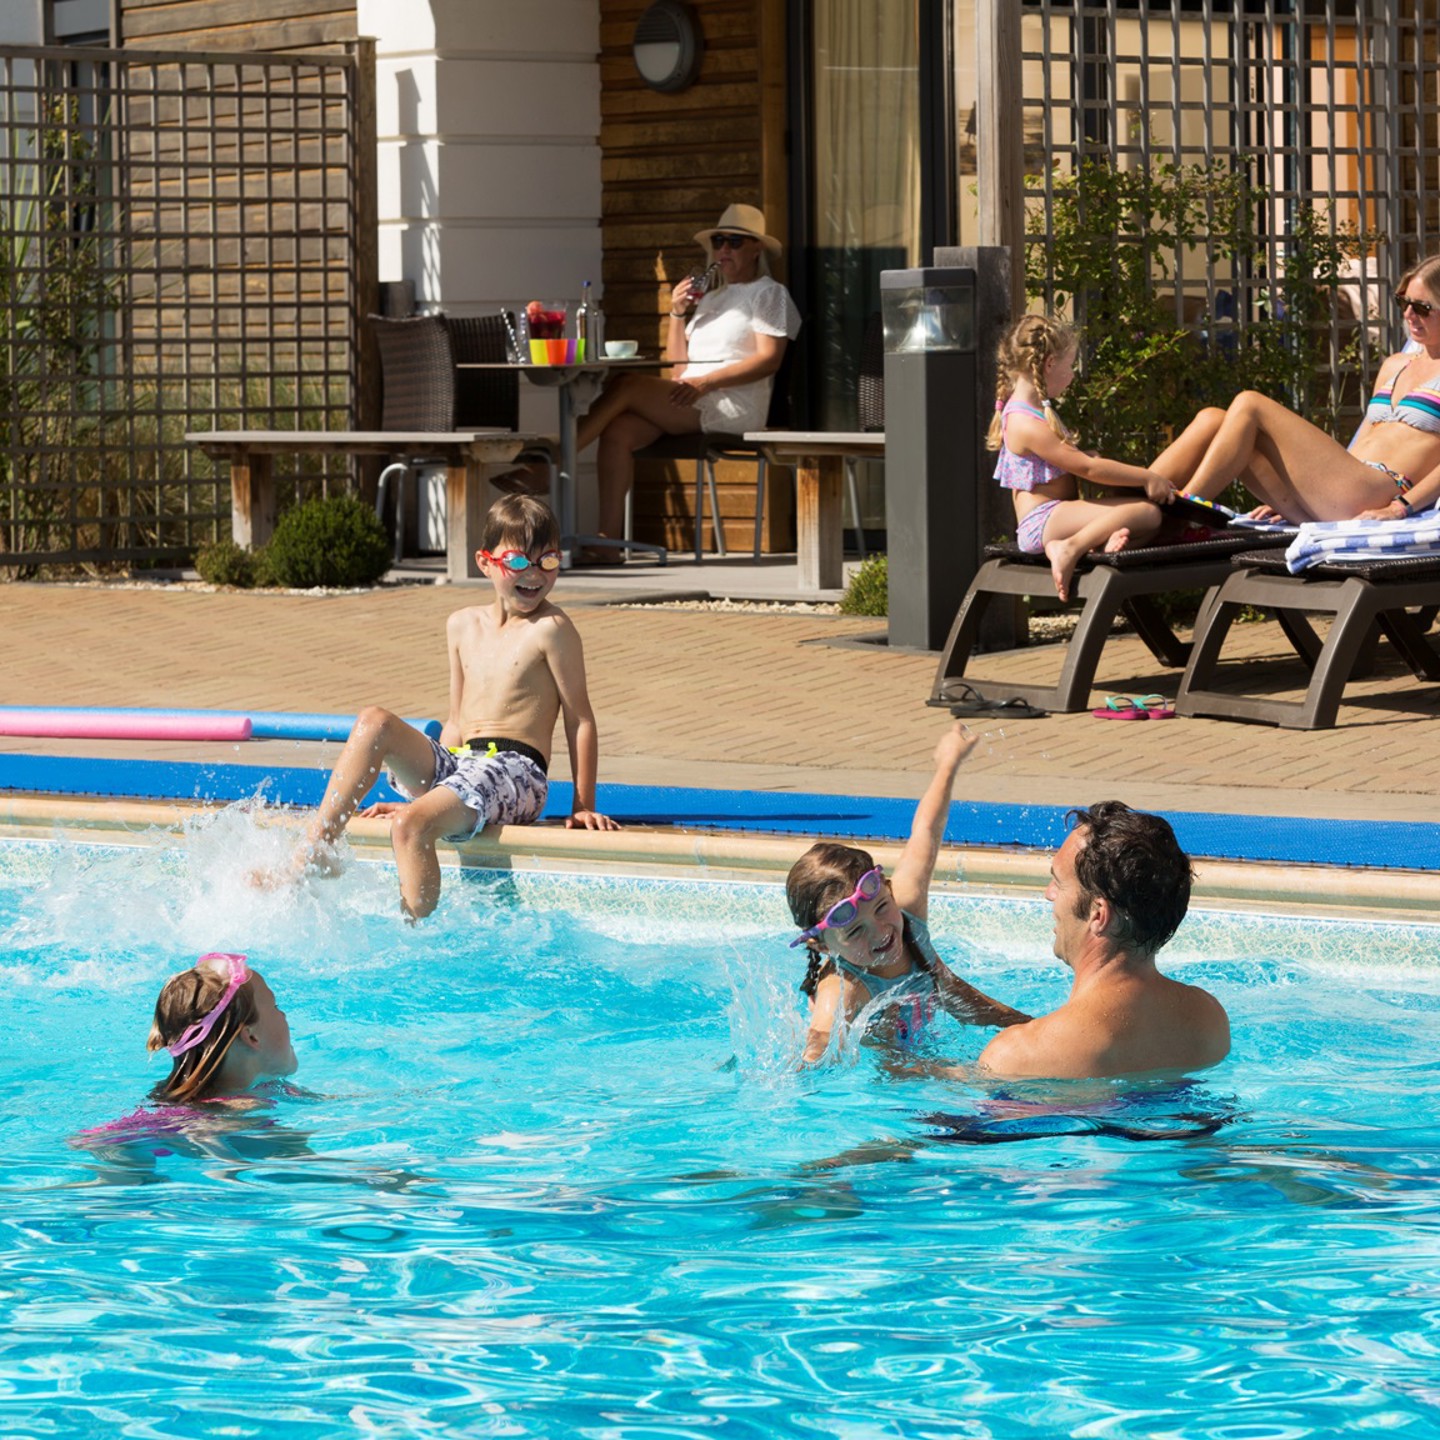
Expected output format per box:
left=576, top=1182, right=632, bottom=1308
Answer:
left=790, top=867, right=885, bottom=947
left=166, top=952, right=250, bottom=1057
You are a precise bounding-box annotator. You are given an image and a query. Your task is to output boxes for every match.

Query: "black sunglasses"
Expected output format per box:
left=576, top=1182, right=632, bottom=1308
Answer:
left=1396, top=294, right=1436, bottom=318
left=710, top=233, right=752, bottom=250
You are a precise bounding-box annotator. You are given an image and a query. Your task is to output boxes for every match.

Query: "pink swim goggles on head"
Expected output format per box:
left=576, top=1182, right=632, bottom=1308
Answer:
left=166, top=952, right=250, bottom=1057
left=790, top=867, right=886, bottom=946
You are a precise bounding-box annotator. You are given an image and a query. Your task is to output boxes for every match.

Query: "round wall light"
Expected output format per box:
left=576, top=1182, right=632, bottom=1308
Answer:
left=633, top=0, right=704, bottom=94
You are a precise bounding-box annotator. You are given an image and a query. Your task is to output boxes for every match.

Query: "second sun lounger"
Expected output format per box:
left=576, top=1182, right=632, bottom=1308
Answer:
left=1176, top=548, right=1440, bottom=729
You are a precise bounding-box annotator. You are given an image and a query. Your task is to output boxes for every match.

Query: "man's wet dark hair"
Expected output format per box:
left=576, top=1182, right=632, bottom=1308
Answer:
left=1066, top=801, right=1193, bottom=955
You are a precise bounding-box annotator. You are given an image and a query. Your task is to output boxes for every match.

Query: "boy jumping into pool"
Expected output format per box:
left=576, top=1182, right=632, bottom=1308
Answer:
left=256, top=494, right=618, bottom=918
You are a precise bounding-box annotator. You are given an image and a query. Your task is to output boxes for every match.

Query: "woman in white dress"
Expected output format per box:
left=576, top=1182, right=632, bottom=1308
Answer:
left=571, top=203, right=801, bottom=563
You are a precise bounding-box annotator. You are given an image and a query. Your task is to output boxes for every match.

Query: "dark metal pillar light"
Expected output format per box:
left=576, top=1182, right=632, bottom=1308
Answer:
left=633, top=1, right=704, bottom=93
left=882, top=266, right=980, bottom=651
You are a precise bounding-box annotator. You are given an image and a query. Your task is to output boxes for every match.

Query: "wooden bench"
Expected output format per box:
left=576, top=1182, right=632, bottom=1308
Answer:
left=744, top=430, right=884, bottom=590
left=186, top=429, right=546, bottom=583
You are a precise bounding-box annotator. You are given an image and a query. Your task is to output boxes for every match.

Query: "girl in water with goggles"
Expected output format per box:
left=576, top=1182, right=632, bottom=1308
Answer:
left=148, top=952, right=297, bottom=1102
left=785, top=723, right=1029, bottom=1066
left=71, top=954, right=300, bottom=1169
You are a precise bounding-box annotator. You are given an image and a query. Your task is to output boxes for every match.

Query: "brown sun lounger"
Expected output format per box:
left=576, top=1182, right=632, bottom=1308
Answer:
left=929, top=531, right=1293, bottom=715
left=1176, top=548, right=1440, bottom=729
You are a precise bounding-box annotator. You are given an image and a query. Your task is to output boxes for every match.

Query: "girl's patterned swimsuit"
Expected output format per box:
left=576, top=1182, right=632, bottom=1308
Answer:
left=994, top=398, right=1069, bottom=553
left=829, top=909, right=944, bottom=1048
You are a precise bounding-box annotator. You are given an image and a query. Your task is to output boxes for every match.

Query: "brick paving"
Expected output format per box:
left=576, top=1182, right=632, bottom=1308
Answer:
left=3, top=575, right=1440, bottom=824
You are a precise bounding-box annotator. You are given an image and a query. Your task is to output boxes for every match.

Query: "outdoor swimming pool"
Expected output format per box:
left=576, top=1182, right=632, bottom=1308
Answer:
left=3, top=819, right=1440, bottom=1438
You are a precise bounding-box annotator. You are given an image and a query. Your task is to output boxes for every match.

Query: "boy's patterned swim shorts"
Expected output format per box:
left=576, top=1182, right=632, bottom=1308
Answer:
left=389, top=736, right=549, bottom=840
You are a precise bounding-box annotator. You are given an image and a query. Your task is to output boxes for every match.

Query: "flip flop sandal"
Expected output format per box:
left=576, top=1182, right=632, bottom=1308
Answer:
left=1135, top=693, right=1176, bottom=719
left=935, top=680, right=987, bottom=707
left=1092, top=694, right=1149, bottom=720
left=948, top=695, right=1047, bottom=720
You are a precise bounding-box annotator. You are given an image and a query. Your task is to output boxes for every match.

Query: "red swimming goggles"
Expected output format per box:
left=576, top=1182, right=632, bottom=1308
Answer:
left=480, top=549, right=562, bottom=573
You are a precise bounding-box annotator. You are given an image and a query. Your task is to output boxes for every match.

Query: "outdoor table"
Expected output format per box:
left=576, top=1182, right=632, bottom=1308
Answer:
left=186, top=428, right=545, bottom=583
left=744, top=430, right=885, bottom=590
left=459, top=357, right=666, bottom=565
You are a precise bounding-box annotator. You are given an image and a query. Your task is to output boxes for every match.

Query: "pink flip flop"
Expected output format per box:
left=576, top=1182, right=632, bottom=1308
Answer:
left=1135, top=693, right=1177, bottom=719
left=1092, top=695, right=1149, bottom=720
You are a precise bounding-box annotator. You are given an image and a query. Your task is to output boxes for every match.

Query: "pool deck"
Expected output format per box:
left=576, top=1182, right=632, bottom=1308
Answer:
left=3, top=558, right=1438, bottom=909
left=7, top=560, right=1440, bottom=814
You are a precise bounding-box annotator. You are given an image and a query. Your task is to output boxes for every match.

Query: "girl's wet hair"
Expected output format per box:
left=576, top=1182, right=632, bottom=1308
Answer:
left=986, top=313, right=1078, bottom=451
left=785, top=841, right=876, bottom=997
left=482, top=494, right=560, bottom=557
left=146, top=965, right=258, bottom=1102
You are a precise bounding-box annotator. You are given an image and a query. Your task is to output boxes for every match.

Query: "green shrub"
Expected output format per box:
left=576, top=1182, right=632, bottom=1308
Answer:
left=194, top=539, right=259, bottom=588
left=840, top=554, right=887, bottom=617
left=1028, top=156, right=1381, bottom=477
left=262, top=495, right=391, bottom=589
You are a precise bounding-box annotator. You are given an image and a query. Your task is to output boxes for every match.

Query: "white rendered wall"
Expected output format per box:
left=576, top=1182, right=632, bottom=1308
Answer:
left=358, top=0, right=603, bottom=525
left=360, top=0, right=602, bottom=316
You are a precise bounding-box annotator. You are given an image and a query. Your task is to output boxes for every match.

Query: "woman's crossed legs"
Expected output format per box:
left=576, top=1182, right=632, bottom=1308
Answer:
left=576, top=373, right=704, bottom=547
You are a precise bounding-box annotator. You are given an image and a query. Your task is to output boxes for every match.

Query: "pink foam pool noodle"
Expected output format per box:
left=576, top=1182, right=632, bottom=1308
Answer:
left=0, top=709, right=253, bottom=742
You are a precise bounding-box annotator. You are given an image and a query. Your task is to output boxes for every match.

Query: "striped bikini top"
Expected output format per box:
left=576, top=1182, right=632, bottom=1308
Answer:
left=1364, top=359, right=1440, bottom=436
left=993, top=398, right=1070, bottom=491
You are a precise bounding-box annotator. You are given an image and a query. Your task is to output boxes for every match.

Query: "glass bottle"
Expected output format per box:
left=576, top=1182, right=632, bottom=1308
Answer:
left=577, top=280, right=595, bottom=361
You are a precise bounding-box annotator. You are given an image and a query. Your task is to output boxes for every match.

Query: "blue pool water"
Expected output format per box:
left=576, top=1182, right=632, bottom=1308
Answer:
left=3, top=819, right=1440, bottom=1438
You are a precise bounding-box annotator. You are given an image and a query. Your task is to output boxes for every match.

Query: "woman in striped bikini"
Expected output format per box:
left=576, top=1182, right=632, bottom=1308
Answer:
left=1182, top=254, right=1440, bottom=523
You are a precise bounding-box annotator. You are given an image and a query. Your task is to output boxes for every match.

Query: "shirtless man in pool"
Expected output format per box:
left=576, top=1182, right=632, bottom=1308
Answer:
left=978, top=801, right=1230, bottom=1081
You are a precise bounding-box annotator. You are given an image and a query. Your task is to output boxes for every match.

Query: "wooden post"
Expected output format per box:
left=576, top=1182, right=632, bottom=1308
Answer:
left=350, top=38, right=383, bottom=502
left=974, top=1, right=1026, bottom=316
left=445, top=455, right=485, bottom=584
left=230, top=452, right=276, bottom=550
left=796, top=457, right=843, bottom=592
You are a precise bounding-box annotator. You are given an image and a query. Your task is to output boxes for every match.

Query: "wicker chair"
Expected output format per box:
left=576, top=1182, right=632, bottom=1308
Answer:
left=371, top=313, right=552, bottom=560
left=448, top=313, right=557, bottom=496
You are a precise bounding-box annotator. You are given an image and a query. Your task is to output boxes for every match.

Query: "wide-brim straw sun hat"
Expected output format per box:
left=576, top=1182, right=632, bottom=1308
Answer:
left=694, top=203, right=782, bottom=257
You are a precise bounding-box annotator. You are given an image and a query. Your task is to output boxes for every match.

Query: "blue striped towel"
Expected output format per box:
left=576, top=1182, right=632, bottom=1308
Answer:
left=1285, top=507, right=1440, bottom=573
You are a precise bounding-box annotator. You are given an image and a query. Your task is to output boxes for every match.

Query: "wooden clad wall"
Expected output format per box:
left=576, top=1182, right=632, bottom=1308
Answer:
left=599, top=0, right=792, bottom=553
left=116, top=0, right=357, bottom=53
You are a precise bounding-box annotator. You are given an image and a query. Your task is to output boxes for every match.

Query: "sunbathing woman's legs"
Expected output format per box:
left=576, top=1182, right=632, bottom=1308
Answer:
left=1181, top=391, right=1394, bottom=521
left=1151, top=407, right=1225, bottom=485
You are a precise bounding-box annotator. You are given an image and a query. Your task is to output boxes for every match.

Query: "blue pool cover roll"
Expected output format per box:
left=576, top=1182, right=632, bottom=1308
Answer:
left=0, top=751, right=1433, bottom=871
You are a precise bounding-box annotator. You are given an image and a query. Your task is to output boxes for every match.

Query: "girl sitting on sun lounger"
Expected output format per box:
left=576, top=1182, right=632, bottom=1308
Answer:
left=989, top=314, right=1225, bottom=600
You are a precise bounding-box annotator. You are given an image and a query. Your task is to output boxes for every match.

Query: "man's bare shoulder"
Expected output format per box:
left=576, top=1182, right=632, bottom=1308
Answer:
left=976, top=1014, right=1061, bottom=1079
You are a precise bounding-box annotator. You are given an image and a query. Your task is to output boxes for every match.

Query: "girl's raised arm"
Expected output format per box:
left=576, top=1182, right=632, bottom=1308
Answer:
left=889, top=723, right=977, bottom=920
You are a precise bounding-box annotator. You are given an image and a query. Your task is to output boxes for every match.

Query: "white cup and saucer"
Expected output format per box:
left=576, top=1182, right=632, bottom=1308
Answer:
left=604, top=340, right=639, bottom=359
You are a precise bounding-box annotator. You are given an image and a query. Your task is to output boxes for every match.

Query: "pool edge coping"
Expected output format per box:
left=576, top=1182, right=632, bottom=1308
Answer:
left=4, top=792, right=1437, bottom=923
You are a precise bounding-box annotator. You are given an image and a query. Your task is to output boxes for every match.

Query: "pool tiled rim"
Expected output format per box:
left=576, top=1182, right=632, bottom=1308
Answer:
left=5, top=791, right=1438, bottom=923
